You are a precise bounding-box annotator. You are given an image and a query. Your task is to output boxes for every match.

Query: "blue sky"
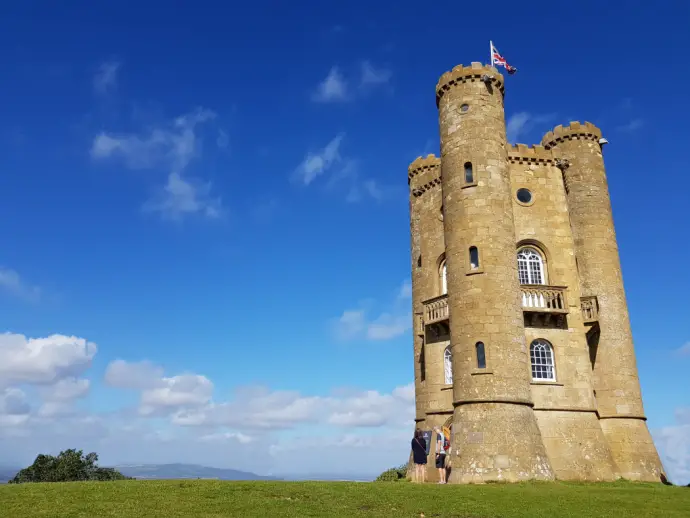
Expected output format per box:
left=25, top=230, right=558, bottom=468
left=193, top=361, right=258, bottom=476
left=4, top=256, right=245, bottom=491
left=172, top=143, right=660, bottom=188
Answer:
left=0, top=1, right=689, bottom=483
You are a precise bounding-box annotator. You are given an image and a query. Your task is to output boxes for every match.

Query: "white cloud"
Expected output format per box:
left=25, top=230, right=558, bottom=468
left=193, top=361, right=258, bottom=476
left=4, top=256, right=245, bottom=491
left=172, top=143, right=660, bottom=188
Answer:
left=216, top=129, right=229, bottom=149
left=143, top=172, right=222, bottom=221
left=0, top=332, right=415, bottom=478
left=140, top=375, right=213, bottom=415
left=616, top=119, right=644, bottom=132
left=104, top=360, right=164, bottom=390
left=0, top=388, right=31, bottom=427
left=312, top=62, right=391, bottom=103
left=93, top=61, right=120, bottom=95
left=312, top=67, right=348, bottom=103
left=397, top=280, right=412, bottom=301
left=321, top=156, right=398, bottom=204
left=90, top=108, right=222, bottom=220
left=103, top=358, right=414, bottom=432
left=360, top=61, right=391, bottom=87
left=198, top=431, right=254, bottom=444
left=39, top=378, right=90, bottom=401
left=333, top=310, right=366, bottom=341
left=104, top=360, right=213, bottom=416
left=170, top=382, right=414, bottom=432
left=506, top=112, right=557, bottom=144
left=675, top=342, right=690, bottom=356
left=0, top=267, right=40, bottom=302
left=0, top=333, right=96, bottom=387
left=293, top=134, right=344, bottom=185
left=333, top=281, right=411, bottom=342
left=653, top=408, right=690, bottom=486
left=366, top=313, right=410, bottom=341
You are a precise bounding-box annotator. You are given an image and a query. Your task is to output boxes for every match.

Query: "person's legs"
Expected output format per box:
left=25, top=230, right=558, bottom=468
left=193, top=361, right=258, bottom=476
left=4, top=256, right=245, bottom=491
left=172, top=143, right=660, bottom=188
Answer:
left=435, top=454, right=446, bottom=483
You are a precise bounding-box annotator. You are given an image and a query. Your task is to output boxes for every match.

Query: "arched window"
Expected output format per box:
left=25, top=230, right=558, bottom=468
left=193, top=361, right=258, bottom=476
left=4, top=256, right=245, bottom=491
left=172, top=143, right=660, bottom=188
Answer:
left=475, top=342, right=486, bottom=369
left=530, top=339, right=556, bottom=381
left=444, top=345, right=453, bottom=385
left=469, top=246, right=479, bottom=270
left=440, top=260, right=448, bottom=295
left=464, top=162, right=473, bottom=184
left=517, top=247, right=545, bottom=285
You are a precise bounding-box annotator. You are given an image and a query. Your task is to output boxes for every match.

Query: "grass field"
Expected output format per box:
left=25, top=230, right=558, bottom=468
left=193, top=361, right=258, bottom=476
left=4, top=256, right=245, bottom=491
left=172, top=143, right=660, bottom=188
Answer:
left=0, top=479, right=688, bottom=517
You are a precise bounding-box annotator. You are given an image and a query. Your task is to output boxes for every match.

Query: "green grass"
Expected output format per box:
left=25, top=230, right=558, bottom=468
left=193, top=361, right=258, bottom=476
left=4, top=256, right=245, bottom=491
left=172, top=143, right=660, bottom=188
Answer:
left=0, top=479, right=688, bottom=517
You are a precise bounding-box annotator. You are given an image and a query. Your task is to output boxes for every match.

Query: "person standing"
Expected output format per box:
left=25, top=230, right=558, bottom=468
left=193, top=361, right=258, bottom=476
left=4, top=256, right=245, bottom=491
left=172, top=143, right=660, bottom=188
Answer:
left=433, top=426, right=447, bottom=484
left=411, top=428, right=427, bottom=483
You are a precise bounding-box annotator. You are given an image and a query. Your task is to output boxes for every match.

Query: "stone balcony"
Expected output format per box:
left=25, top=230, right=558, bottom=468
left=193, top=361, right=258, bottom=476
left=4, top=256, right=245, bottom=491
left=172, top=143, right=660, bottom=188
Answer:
left=423, top=294, right=449, bottom=325
left=520, top=285, right=568, bottom=314
left=580, top=295, right=599, bottom=324
left=420, top=286, right=570, bottom=334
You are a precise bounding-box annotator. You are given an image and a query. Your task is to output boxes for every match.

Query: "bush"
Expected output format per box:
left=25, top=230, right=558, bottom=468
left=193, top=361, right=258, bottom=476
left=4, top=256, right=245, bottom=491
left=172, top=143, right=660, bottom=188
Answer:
left=375, top=463, right=409, bottom=482
left=9, top=449, right=132, bottom=483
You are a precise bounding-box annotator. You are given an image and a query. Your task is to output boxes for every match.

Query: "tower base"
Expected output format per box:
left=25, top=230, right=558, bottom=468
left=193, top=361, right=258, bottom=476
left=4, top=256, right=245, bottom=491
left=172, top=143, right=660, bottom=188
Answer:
left=534, top=410, right=619, bottom=481
left=448, top=403, right=555, bottom=484
left=600, top=417, right=665, bottom=482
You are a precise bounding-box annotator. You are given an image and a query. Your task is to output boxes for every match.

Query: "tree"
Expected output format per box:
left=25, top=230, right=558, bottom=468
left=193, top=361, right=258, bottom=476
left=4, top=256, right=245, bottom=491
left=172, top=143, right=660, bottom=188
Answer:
left=9, top=449, right=132, bottom=483
left=374, top=463, right=409, bottom=482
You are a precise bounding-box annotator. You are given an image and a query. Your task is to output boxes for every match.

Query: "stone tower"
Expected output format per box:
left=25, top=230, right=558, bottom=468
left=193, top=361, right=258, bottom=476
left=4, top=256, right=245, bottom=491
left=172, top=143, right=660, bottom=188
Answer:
left=407, top=62, right=665, bottom=483
left=541, top=123, right=664, bottom=481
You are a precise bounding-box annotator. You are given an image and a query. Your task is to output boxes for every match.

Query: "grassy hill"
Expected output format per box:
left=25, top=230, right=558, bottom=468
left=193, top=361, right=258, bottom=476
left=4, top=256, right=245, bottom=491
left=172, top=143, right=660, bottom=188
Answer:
left=0, top=479, right=688, bottom=517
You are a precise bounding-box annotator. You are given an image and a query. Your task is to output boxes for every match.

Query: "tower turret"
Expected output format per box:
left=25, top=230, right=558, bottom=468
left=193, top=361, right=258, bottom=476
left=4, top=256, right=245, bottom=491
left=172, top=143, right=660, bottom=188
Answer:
left=437, top=63, right=554, bottom=483
left=408, top=155, right=443, bottom=425
left=542, top=122, right=665, bottom=481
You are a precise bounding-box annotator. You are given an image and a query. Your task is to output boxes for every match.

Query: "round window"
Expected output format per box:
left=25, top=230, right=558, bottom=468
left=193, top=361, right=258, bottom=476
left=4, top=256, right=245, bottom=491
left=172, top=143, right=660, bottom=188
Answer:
left=460, top=104, right=469, bottom=112
left=516, top=188, right=533, bottom=204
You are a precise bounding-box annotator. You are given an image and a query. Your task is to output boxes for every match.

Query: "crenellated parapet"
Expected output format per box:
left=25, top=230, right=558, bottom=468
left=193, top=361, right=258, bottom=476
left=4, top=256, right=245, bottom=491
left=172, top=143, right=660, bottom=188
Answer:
left=507, top=143, right=558, bottom=165
left=408, top=154, right=441, bottom=198
left=435, top=62, right=505, bottom=107
left=541, top=121, right=602, bottom=150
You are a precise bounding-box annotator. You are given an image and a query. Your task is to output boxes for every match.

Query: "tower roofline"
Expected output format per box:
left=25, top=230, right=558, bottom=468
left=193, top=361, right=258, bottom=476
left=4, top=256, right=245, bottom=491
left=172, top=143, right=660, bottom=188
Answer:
left=507, top=143, right=557, bottom=164
left=436, top=62, right=505, bottom=107
left=408, top=154, right=441, bottom=198
left=541, top=121, right=603, bottom=150
left=408, top=154, right=440, bottom=184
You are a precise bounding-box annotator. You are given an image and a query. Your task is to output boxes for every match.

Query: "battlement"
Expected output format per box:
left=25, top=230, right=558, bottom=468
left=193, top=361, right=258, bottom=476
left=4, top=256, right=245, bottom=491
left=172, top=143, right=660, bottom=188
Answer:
left=408, top=154, right=441, bottom=198
left=507, top=143, right=558, bottom=165
left=541, top=121, right=602, bottom=150
left=436, top=62, right=505, bottom=107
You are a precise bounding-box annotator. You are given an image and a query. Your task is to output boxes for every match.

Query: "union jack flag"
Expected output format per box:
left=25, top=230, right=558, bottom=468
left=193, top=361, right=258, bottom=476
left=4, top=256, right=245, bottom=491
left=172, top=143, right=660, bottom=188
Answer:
left=491, top=42, right=517, bottom=75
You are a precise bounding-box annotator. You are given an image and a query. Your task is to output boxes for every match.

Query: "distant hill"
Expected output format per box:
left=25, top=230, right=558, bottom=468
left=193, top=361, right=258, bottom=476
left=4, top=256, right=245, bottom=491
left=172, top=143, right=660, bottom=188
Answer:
left=0, top=466, right=20, bottom=483
left=114, top=463, right=281, bottom=481
left=1, top=462, right=374, bottom=483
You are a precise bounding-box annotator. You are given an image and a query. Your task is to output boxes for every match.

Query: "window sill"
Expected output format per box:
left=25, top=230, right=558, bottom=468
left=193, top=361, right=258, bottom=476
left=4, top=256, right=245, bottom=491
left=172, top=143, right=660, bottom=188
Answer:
left=466, top=268, right=484, bottom=276
left=530, top=381, right=564, bottom=386
left=441, top=384, right=453, bottom=391
left=471, top=369, right=493, bottom=375
left=461, top=182, right=478, bottom=189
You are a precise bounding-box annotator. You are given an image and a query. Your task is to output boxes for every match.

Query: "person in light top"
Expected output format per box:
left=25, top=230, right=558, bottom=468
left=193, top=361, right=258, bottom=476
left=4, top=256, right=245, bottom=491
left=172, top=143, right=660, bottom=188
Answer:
left=433, top=426, right=448, bottom=484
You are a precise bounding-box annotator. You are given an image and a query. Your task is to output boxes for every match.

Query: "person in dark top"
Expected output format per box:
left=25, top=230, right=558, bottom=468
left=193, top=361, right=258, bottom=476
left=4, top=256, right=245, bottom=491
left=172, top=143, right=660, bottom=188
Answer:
left=411, top=428, right=427, bottom=483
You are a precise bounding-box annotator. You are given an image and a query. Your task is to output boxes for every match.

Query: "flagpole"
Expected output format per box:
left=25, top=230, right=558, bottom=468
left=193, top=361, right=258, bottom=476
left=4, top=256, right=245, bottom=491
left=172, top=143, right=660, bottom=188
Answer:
left=489, top=40, right=493, bottom=67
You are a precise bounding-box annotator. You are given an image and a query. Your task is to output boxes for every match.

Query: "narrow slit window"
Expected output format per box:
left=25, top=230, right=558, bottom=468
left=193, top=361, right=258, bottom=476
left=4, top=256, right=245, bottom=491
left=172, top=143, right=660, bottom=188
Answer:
left=464, top=162, right=474, bottom=184
left=469, top=246, right=479, bottom=270
left=443, top=345, right=453, bottom=385
left=440, top=260, right=447, bottom=295
left=476, top=342, right=486, bottom=369
left=417, top=255, right=422, bottom=268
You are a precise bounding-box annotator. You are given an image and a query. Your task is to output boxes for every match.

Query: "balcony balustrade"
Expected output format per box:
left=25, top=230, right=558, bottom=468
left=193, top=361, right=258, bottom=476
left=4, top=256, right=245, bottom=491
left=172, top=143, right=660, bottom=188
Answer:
left=581, top=295, right=599, bottom=324
left=520, top=285, right=568, bottom=314
left=423, top=294, right=449, bottom=325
